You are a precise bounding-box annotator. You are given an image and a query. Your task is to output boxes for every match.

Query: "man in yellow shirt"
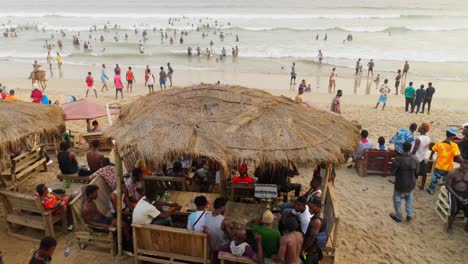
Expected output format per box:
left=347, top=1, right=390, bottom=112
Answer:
left=4, top=89, right=18, bottom=101
left=427, top=127, right=464, bottom=194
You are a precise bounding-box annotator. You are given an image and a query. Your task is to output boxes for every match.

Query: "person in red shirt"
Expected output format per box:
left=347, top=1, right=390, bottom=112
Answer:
left=31, top=84, right=43, bottom=103
left=85, top=72, right=98, bottom=98
left=232, top=162, right=254, bottom=184
left=126, top=66, right=135, bottom=93
left=36, top=183, right=69, bottom=216
left=0, top=87, right=7, bottom=99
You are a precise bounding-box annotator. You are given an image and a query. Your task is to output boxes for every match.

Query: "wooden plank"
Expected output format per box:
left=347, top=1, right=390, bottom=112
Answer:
left=218, top=252, right=255, bottom=264
left=14, top=157, right=46, bottom=180
left=6, top=213, right=45, bottom=229
left=137, top=249, right=205, bottom=263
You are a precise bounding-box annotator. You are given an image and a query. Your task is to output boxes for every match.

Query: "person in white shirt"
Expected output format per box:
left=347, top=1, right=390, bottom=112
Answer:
left=411, top=123, right=431, bottom=190
left=132, top=189, right=181, bottom=226
left=187, top=195, right=208, bottom=231
left=281, top=196, right=312, bottom=234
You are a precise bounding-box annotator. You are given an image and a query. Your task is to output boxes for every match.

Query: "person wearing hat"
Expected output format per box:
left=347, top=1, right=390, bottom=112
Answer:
left=458, top=123, right=468, bottom=160
left=427, top=127, right=464, bottom=194
left=250, top=210, right=281, bottom=258
left=411, top=123, right=431, bottom=190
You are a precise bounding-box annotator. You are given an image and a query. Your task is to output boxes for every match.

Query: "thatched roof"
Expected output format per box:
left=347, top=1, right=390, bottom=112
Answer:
left=0, top=101, right=65, bottom=153
left=106, top=85, right=360, bottom=166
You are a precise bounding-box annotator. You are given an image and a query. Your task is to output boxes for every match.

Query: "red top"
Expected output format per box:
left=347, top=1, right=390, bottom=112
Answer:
left=86, top=75, right=94, bottom=87
left=126, top=71, right=134, bottom=81
left=31, top=89, right=43, bottom=103
left=232, top=176, right=253, bottom=184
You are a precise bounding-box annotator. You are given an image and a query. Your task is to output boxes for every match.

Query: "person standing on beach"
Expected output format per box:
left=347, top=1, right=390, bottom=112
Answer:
left=330, top=90, right=342, bottom=114
left=317, top=50, right=323, bottom=63
left=126, top=67, right=135, bottom=93
left=367, top=59, right=375, bottom=77
left=390, top=142, right=419, bottom=223
left=56, top=52, right=62, bottom=72
left=404, top=82, right=415, bottom=112
left=114, top=73, right=124, bottom=100
left=374, top=74, right=380, bottom=88
left=427, top=128, right=463, bottom=194
left=389, top=123, right=417, bottom=155
left=85, top=72, right=97, bottom=98
left=421, top=82, right=435, bottom=114
left=159, top=67, right=167, bottom=90
left=328, top=68, right=337, bottom=93
left=411, top=84, right=426, bottom=114
left=271, top=217, right=303, bottom=264
left=445, top=161, right=468, bottom=233
left=167, top=63, right=174, bottom=87
left=375, top=79, right=390, bottom=110
left=403, top=61, right=410, bottom=78
left=100, top=64, right=109, bottom=92
left=355, top=58, right=361, bottom=76
left=290, top=62, right=297, bottom=89
left=47, top=51, right=54, bottom=78
left=394, top=69, right=402, bottom=95
left=114, top=64, right=121, bottom=75
left=411, top=123, right=431, bottom=190
left=146, top=69, right=155, bottom=93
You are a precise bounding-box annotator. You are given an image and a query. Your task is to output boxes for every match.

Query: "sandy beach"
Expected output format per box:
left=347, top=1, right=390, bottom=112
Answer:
left=0, top=69, right=467, bottom=264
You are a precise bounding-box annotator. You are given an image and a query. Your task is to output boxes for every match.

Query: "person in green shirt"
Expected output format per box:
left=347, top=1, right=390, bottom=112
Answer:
left=250, top=210, right=281, bottom=259
left=404, top=81, right=416, bottom=112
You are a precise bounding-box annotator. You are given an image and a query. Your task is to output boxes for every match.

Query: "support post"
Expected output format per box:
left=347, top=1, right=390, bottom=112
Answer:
left=114, top=148, right=123, bottom=256
left=219, top=161, right=229, bottom=198
left=322, top=163, right=333, bottom=202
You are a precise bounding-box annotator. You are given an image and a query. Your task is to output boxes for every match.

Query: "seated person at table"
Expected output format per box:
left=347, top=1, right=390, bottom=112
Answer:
left=36, top=183, right=70, bottom=221
left=346, top=129, right=373, bottom=168
left=90, top=120, right=102, bottom=133
left=272, top=217, right=303, bottom=264
left=110, top=180, right=133, bottom=244
left=204, top=225, right=264, bottom=264
left=89, top=158, right=116, bottom=190
left=377, top=136, right=388, bottom=151
left=232, top=165, right=254, bottom=184
left=168, top=161, right=191, bottom=180
left=86, top=140, right=105, bottom=173
left=205, top=198, right=232, bottom=251
left=132, top=188, right=181, bottom=226
left=303, top=197, right=327, bottom=264
left=187, top=195, right=208, bottom=231
left=57, top=141, right=80, bottom=175
left=125, top=168, right=144, bottom=206
left=281, top=196, right=312, bottom=235
left=250, top=210, right=281, bottom=259
left=82, top=184, right=116, bottom=232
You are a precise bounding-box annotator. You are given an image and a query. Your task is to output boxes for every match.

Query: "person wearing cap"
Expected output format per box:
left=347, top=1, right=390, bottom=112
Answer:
left=31, top=83, right=43, bottom=103
left=303, top=197, right=325, bottom=264
left=389, top=123, right=417, bottom=155
left=411, top=123, right=431, bottom=190
left=458, top=123, right=468, bottom=160
left=187, top=195, right=208, bottom=232
left=445, top=160, right=468, bottom=233
left=295, top=86, right=304, bottom=103
left=427, top=127, right=464, bottom=194
left=250, top=210, right=281, bottom=258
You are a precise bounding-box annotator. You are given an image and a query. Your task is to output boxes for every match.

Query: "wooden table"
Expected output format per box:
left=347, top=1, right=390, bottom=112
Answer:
left=47, top=181, right=86, bottom=200
left=168, top=191, right=220, bottom=215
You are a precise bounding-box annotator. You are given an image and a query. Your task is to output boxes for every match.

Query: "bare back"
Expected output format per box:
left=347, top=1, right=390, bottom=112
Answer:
left=282, top=231, right=303, bottom=264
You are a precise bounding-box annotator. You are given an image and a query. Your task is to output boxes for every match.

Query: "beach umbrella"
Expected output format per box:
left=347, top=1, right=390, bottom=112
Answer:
left=61, top=98, right=113, bottom=120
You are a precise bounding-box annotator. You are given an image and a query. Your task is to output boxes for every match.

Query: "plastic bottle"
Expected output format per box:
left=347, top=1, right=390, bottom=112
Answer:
left=64, top=246, right=71, bottom=257
left=65, top=175, right=71, bottom=189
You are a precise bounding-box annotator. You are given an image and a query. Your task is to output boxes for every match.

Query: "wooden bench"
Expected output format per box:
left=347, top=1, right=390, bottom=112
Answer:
left=0, top=190, right=67, bottom=241
left=132, top=223, right=209, bottom=264
left=56, top=173, right=92, bottom=184
left=218, top=252, right=255, bottom=264
left=68, top=176, right=115, bottom=255
left=229, top=183, right=255, bottom=201
left=322, top=184, right=339, bottom=263
left=82, top=132, right=113, bottom=151
left=355, top=150, right=397, bottom=177
left=0, top=146, right=47, bottom=190
left=435, top=186, right=465, bottom=223
left=143, top=176, right=187, bottom=194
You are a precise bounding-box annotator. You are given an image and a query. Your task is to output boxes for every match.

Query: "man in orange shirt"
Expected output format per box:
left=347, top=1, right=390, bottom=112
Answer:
left=126, top=66, right=135, bottom=93
left=427, top=128, right=464, bottom=194
left=4, top=89, right=18, bottom=101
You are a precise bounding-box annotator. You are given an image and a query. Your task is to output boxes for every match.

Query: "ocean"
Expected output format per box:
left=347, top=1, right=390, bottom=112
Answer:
left=1, top=0, right=468, bottom=84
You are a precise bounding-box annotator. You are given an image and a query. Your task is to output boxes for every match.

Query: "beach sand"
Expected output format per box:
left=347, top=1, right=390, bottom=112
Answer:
left=0, top=73, right=467, bottom=263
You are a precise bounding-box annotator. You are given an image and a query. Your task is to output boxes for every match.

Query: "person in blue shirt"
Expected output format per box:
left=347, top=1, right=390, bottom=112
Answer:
left=100, top=64, right=109, bottom=92
left=404, top=82, right=415, bottom=112
left=411, top=84, right=426, bottom=114
left=378, top=136, right=388, bottom=150
left=390, top=123, right=417, bottom=154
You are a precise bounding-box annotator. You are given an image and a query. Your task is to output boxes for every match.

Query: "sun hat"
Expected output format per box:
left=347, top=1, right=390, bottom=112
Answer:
left=262, top=210, right=274, bottom=224
left=447, top=127, right=458, bottom=136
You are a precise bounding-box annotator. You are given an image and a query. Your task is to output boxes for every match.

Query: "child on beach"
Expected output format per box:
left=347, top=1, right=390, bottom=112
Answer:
left=378, top=136, right=387, bottom=150
left=374, top=74, right=380, bottom=88
left=114, top=74, right=124, bottom=99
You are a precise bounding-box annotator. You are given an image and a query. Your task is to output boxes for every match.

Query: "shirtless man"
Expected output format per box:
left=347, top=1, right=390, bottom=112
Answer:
left=328, top=68, right=337, bottom=93
left=446, top=161, right=468, bottom=233
left=82, top=185, right=116, bottom=231
left=86, top=140, right=105, bottom=173
left=272, top=217, right=303, bottom=264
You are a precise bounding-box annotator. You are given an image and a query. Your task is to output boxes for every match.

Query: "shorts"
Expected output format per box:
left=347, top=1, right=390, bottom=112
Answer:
left=101, top=79, right=106, bottom=84
left=148, top=84, right=154, bottom=88
left=449, top=190, right=468, bottom=217
left=417, top=160, right=426, bottom=176
left=127, top=80, right=133, bottom=84
left=168, top=73, right=173, bottom=78
left=291, top=75, right=296, bottom=80
left=395, top=81, right=400, bottom=88
left=87, top=86, right=95, bottom=90
left=160, top=80, right=166, bottom=85
left=378, top=96, right=388, bottom=104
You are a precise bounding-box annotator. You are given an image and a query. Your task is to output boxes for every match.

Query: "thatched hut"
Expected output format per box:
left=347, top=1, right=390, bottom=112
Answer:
left=107, top=84, right=360, bottom=168
left=0, top=101, right=65, bottom=155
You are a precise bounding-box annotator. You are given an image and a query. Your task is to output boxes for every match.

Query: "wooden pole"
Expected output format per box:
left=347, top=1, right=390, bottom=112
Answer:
left=322, top=163, right=332, bottom=203
left=219, top=161, right=229, bottom=198
left=114, top=148, right=123, bottom=256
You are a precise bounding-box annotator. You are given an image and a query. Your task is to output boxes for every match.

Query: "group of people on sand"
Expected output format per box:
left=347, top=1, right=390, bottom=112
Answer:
left=348, top=122, right=468, bottom=233
left=85, top=63, right=175, bottom=99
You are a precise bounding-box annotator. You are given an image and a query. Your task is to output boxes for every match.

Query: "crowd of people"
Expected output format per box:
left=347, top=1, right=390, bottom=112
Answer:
left=348, top=123, right=468, bottom=232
